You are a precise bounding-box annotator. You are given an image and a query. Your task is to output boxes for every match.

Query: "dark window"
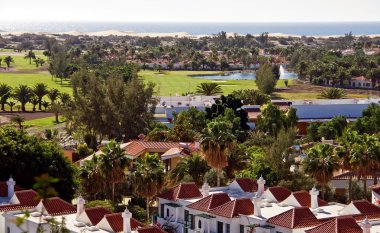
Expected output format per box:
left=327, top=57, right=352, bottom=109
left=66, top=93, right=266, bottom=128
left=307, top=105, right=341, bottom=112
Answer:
left=184, top=210, right=189, bottom=222
left=217, top=221, right=223, bottom=233
left=240, top=225, right=244, bottom=233
left=190, top=214, right=195, bottom=229
left=198, top=220, right=202, bottom=229
left=160, top=204, right=165, bottom=218
left=226, top=223, right=230, bottom=233
left=166, top=208, right=169, bottom=217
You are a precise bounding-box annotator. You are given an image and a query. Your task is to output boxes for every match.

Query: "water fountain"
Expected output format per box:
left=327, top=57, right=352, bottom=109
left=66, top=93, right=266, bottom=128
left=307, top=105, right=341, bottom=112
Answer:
left=279, top=65, right=285, bottom=79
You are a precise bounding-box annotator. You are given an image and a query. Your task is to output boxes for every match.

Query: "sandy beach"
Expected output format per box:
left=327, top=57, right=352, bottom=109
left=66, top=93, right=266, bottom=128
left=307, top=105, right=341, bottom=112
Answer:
left=1, top=30, right=379, bottom=39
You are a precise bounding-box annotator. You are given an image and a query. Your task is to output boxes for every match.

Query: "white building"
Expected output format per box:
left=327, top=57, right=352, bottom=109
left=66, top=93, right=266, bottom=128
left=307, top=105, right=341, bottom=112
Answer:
left=155, top=177, right=380, bottom=233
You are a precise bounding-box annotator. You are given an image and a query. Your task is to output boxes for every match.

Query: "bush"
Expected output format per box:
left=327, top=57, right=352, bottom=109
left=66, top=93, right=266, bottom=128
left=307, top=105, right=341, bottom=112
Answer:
left=85, top=200, right=115, bottom=212
left=76, top=143, right=94, bottom=159
left=128, top=205, right=147, bottom=222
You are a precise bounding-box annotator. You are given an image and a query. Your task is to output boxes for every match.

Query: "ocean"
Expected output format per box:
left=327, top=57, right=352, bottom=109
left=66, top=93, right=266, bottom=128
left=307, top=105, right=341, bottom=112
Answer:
left=0, top=21, right=380, bottom=36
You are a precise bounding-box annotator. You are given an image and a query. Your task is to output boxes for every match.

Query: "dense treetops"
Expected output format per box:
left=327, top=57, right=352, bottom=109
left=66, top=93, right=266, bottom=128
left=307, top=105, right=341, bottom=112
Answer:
left=0, top=126, right=77, bottom=201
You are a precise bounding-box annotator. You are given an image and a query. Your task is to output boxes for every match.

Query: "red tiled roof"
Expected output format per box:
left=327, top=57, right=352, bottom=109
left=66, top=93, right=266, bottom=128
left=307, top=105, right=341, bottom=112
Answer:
left=125, top=141, right=180, bottom=157
left=104, top=213, right=145, bottom=232
left=42, top=197, right=76, bottom=216
left=333, top=171, right=373, bottom=180
left=84, top=207, right=112, bottom=225
left=208, top=198, right=254, bottom=218
left=267, top=207, right=321, bottom=229
left=14, top=190, right=39, bottom=206
left=157, top=183, right=202, bottom=201
left=0, top=204, right=35, bottom=212
left=138, top=226, right=167, bottom=233
left=352, top=76, right=366, bottom=81
left=0, top=182, right=24, bottom=197
left=305, top=216, right=362, bottom=233
left=352, top=200, right=380, bottom=220
left=292, top=191, right=328, bottom=208
left=235, top=178, right=258, bottom=192
left=187, top=193, right=231, bottom=211
left=268, top=186, right=292, bottom=202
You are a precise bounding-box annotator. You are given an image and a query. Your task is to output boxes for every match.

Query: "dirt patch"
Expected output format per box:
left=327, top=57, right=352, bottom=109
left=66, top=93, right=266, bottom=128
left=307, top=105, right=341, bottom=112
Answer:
left=0, top=111, right=54, bottom=121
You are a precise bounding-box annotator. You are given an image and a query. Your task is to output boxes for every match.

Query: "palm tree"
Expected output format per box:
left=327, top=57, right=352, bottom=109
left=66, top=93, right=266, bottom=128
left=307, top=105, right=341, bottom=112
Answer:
left=0, top=83, right=12, bottom=111
left=336, top=129, right=359, bottom=201
left=79, top=156, right=104, bottom=200
left=59, top=93, right=71, bottom=105
left=13, top=85, right=33, bottom=111
left=10, top=115, right=25, bottom=129
left=196, top=83, right=223, bottom=96
left=33, top=83, right=49, bottom=110
left=24, top=50, right=36, bottom=64
left=30, top=96, right=39, bottom=112
left=200, top=120, right=236, bottom=187
left=303, top=143, right=340, bottom=199
left=41, top=100, right=50, bottom=111
left=130, top=153, right=165, bottom=220
left=319, top=87, right=347, bottom=99
left=47, top=89, right=60, bottom=104
left=7, top=100, right=16, bottom=112
left=168, top=155, right=210, bottom=186
left=350, top=133, right=380, bottom=197
left=4, top=56, right=14, bottom=69
left=98, top=140, right=130, bottom=201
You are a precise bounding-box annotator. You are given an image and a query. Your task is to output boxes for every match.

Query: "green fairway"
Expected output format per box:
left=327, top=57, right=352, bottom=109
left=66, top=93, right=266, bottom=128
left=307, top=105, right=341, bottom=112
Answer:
left=0, top=50, right=47, bottom=70
left=140, top=70, right=293, bottom=96
left=25, top=116, right=65, bottom=127
left=0, top=72, right=72, bottom=94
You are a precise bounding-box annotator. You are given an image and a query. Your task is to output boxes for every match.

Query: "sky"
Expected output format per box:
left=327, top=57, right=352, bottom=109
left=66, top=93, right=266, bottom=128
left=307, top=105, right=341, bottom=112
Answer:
left=1, top=0, right=380, bottom=22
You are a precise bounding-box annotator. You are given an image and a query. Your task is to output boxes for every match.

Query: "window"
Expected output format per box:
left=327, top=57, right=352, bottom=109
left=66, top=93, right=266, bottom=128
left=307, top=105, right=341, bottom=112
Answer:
left=190, top=214, right=195, bottom=229
left=240, top=225, right=245, bottom=233
left=166, top=208, right=170, bottom=217
left=7, top=227, right=10, bottom=233
left=217, top=221, right=223, bottom=233
left=160, top=204, right=165, bottom=218
left=198, top=220, right=202, bottom=229
left=184, top=210, right=189, bottom=222
left=226, top=223, right=230, bottom=233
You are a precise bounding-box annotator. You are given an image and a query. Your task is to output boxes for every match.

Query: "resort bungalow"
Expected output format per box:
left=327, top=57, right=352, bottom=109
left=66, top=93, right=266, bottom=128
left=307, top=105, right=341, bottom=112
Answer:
left=350, top=76, right=373, bottom=88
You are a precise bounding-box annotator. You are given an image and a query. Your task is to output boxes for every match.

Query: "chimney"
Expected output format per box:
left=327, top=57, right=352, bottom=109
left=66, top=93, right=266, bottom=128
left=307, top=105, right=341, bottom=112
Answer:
left=257, top=176, right=266, bottom=196
left=362, top=217, right=372, bottom=233
left=201, top=182, right=210, bottom=197
left=6, top=176, right=16, bottom=198
left=253, top=195, right=262, bottom=217
left=122, top=207, right=132, bottom=233
left=309, top=186, right=319, bottom=209
left=76, top=196, right=85, bottom=218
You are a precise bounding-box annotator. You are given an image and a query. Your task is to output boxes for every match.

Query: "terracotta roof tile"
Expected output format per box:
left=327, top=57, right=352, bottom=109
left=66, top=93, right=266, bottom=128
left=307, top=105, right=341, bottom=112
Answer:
left=84, top=207, right=112, bottom=225
left=352, top=200, right=380, bottom=220
left=0, top=182, right=24, bottom=197
left=104, top=213, right=145, bottom=232
left=235, top=178, right=258, bottom=192
left=267, top=207, right=320, bottom=229
left=14, top=190, right=39, bottom=206
left=137, top=226, right=167, bottom=233
left=0, top=204, right=35, bottom=212
left=305, top=216, right=362, bottom=233
left=208, top=198, right=253, bottom=218
left=42, top=197, right=76, bottom=216
left=125, top=141, right=180, bottom=157
left=268, top=186, right=292, bottom=202
left=292, top=191, right=328, bottom=208
left=187, top=193, right=231, bottom=211
left=157, top=183, right=202, bottom=201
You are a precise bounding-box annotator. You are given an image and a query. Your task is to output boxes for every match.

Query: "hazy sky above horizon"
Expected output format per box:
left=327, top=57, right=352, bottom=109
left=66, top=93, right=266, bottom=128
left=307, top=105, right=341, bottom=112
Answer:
left=2, top=0, right=380, bottom=22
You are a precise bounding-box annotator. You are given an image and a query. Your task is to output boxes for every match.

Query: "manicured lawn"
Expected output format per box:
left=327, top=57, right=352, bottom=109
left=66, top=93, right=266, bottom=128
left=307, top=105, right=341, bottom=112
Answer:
left=140, top=70, right=293, bottom=96
left=0, top=72, right=72, bottom=94
left=0, top=50, right=47, bottom=71
left=25, top=116, right=65, bottom=127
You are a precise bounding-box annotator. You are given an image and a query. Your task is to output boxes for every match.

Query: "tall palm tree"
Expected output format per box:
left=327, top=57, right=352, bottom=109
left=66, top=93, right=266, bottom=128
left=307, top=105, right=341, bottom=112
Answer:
left=303, top=143, right=340, bottom=199
left=30, top=96, right=39, bottom=112
left=13, top=85, right=33, bottom=111
left=336, top=129, right=359, bottom=201
left=0, top=83, right=12, bottom=111
left=130, top=153, right=165, bottom=220
left=33, top=83, right=49, bottom=110
left=3, top=56, right=14, bottom=69
left=200, top=120, right=235, bottom=186
left=196, top=83, right=223, bottom=96
left=47, top=89, right=60, bottom=104
left=350, top=133, right=380, bottom=197
left=168, top=155, right=210, bottom=186
left=98, top=140, right=130, bottom=201
left=79, top=156, right=104, bottom=200
left=24, top=50, right=36, bottom=64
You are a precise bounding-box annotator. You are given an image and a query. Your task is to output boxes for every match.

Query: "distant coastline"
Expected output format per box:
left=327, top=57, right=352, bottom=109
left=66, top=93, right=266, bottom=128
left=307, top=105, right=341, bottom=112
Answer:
left=0, top=21, right=380, bottom=37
